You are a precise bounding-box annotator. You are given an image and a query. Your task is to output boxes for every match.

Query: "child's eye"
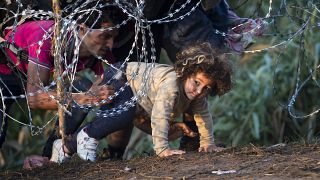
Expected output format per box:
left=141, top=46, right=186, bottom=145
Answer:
left=194, top=80, right=200, bottom=86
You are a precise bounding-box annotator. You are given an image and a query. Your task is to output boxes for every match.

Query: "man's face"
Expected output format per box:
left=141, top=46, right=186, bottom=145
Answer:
left=183, top=72, right=213, bottom=100
left=80, top=22, right=118, bottom=58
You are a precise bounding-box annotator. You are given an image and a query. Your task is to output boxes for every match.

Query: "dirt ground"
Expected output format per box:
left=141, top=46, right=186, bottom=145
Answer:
left=0, top=143, right=320, bottom=179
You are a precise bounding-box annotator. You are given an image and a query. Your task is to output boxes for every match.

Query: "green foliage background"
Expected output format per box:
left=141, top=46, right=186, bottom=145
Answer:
left=212, top=0, right=320, bottom=146
left=1, top=0, right=320, bottom=170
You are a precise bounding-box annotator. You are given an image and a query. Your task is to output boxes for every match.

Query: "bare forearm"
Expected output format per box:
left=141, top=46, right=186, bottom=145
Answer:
left=27, top=91, right=59, bottom=110
left=27, top=91, right=103, bottom=110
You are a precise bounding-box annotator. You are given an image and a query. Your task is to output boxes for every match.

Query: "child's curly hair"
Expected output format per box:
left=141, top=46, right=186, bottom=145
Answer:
left=174, top=42, right=233, bottom=96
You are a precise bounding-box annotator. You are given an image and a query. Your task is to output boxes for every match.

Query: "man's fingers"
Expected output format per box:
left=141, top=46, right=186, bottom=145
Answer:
left=102, top=85, right=115, bottom=91
left=100, top=86, right=115, bottom=98
left=91, top=85, right=114, bottom=97
left=92, top=75, right=104, bottom=87
left=86, top=84, right=115, bottom=105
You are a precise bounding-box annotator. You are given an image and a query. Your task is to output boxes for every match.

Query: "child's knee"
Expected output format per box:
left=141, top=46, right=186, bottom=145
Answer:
left=107, top=128, right=132, bottom=148
left=133, top=115, right=152, bottom=135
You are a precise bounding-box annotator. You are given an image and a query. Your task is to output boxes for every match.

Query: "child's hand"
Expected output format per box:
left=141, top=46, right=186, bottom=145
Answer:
left=158, top=148, right=186, bottom=157
left=168, top=122, right=198, bottom=140
left=198, top=144, right=225, bottom=153
left=174, top=122, right=198, bottom=137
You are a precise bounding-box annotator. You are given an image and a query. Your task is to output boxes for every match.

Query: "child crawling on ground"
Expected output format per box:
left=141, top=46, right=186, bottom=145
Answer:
left=50, top=42, right=233, bottom=163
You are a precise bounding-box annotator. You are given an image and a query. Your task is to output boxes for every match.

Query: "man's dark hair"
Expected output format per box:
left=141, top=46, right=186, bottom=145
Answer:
left=174, top=42, right=233, bottom=96
left=74, top=1, right=123, bottom=29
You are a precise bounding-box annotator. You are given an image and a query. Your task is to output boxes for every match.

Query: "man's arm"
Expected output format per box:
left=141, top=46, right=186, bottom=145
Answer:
left=190, top=98, right=215, bottom=147
left=27, top=62, right=114, bottom=110
left=27, top=62, right=58, bottom=109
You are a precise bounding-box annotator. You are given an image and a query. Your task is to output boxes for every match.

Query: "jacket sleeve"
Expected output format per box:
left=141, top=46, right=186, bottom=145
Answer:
left=190, top=98, right=215, bottom=147
left=151, top=84, right=178, bottom=155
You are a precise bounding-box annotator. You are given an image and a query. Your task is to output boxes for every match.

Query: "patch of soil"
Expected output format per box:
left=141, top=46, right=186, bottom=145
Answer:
left=1, top=143, right=320, bottom=179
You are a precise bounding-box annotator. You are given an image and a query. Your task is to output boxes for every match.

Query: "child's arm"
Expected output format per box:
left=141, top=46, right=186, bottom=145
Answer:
left=190, top=98, right=216, bottom=148
left=150, top=85, right=184, bottom=156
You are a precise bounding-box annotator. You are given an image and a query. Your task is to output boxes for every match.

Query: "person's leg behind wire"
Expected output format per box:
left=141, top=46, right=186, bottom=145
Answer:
left=42, top=77, right=93, bottom=158
left=105, top=126, right=133, bottom=159
left=55, top=82, right=136, bottom=162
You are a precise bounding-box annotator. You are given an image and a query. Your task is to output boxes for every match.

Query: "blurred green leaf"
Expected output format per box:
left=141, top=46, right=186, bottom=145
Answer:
left=252, top=113, right=260, bottom=139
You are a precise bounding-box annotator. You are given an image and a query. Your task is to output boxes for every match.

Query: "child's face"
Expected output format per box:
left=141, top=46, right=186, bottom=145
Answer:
left=183, top=72, right=213, bottom=100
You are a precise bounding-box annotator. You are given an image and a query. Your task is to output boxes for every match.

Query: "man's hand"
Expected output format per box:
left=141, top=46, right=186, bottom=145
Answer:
left=158, top=148, right=186, bottom=157
left=198, top=144, right=225, bottom=153
left=87, top=75, right=115, bottom=104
